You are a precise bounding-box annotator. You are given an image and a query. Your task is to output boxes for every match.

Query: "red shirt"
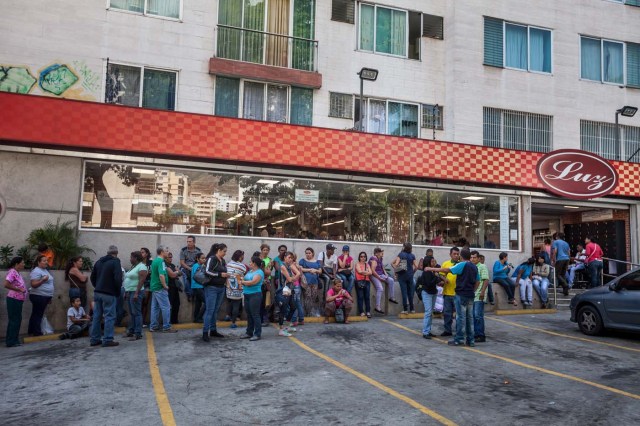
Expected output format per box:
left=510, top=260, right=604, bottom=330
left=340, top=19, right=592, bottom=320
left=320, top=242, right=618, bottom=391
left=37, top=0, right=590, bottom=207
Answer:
left=585, top=242, right=603, bottom=264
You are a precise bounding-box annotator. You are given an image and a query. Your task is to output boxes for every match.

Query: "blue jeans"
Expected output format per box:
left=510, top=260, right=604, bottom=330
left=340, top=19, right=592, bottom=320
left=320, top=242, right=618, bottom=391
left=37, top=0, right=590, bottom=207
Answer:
left=421, top=291, right=436, bottom=335
left=473, top=301, right=485, bottom=338
left=356, top=281, right=371, bottom=314
left=494, top=277, right=516, bottom=301
left=587, top=261, right=603, bottom=288
left=567, top=263, right=585, bottom=287
left=116, top=286, right=126, bottom=327
left=127, top=291, right=144, bottom=337
left=338, top=273, right=355, bottom=293
left=532, top=277, right=550, bottom=304
left=244, top=292, right=262, bottom=338
left=275, top=288, right=292, bottom=327
left=90, top=292, right=116, bottom=345
left=203, top=286, right=225, bottom=333
left=454, top=295, right=474, bottom=344
left=442, top=295, right=455, bottom=333
left=291, top=286, right=305, bottom=323
left=151, top=289, right=172, bottom=331
left=397, top=272, right=414, bottom=311
left=181, top=268, right=192, bottom=297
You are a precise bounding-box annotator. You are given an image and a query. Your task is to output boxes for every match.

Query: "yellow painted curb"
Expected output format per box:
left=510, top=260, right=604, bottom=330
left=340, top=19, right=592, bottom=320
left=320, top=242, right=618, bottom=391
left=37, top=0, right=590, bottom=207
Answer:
left=495, top=309, right=558, bottom=316
left=21, top=317, right=370, bottom=344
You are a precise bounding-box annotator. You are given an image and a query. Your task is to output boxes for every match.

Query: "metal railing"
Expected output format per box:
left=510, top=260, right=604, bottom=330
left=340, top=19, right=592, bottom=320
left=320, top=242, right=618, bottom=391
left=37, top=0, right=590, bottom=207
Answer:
left=216, top=25, right=318, bottom=72
left=602, top=257, right=640, bottom=286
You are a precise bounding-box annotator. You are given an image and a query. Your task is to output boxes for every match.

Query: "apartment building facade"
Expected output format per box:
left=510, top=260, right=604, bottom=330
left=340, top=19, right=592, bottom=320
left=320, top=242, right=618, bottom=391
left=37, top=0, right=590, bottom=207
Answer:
left=2, top=0, right=640, bottom=268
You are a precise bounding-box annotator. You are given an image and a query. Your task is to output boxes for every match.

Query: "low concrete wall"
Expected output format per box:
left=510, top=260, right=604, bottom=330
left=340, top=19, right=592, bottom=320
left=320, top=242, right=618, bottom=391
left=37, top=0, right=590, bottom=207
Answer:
left=1, top=269, right=418, bottom=338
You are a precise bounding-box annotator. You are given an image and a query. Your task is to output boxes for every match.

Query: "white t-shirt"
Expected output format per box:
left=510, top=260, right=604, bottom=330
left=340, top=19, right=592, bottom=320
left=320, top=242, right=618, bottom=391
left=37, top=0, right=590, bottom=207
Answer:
left=67, top=306, right=86, bottom=329
left=317, top=252, right=338, bottom=269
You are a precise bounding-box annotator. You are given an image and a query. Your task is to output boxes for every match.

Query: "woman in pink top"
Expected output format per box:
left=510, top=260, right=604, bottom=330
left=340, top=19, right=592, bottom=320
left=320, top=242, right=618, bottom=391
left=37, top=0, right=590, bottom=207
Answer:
left=4, top=256, right=27, bottom=347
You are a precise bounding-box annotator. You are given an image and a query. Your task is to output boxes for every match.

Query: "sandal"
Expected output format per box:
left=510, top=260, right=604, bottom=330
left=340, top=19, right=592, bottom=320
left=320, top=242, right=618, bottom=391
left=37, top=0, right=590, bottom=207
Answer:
left=323, top=319, right=329, bottom=324
left=366, top=313, right=371, bottom=318
left=360, top=312, right=366, bottom=317
left=374, top=308, right=384, bottom=314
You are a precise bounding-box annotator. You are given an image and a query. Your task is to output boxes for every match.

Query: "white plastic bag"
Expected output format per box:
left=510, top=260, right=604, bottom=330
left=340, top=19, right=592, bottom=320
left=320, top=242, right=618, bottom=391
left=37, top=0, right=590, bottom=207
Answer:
left=434, top=286, right=444, bottom=313
left=41, top=317, right=54, bottom=335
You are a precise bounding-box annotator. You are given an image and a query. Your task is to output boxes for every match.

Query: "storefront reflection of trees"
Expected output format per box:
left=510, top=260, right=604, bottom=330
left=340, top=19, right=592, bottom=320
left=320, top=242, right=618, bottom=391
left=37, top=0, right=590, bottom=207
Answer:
left=83, top=162, right=510, bottom=247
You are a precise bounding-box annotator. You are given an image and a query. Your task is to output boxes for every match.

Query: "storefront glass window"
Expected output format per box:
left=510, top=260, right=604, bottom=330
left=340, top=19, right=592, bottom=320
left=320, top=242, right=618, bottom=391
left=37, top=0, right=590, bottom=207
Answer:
left=81, top=161, right=520, bottom=250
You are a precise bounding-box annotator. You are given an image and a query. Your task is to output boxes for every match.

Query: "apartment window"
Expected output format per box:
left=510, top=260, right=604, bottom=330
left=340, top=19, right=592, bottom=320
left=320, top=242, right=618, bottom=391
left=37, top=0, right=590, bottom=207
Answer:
left=329, top=93, right=353, bottom=119
left=82, top=160, right=520, bottom=250
left=581, top=36, right=624, bottom=84
left=484, top=18, right=552, bottom=73
left=354, top=98, right=419, bottom=137
left=105, top=63, right=177, bottom=111
left=580, top=120, right=640, bottom=162
left=483, top=107, right=552, bottom=153
left=109, top=0, right=180, bottom=19
left=214, top=77, right=313, bottom=126
left=217, top=0, right=316, bottom=71
left=421, top=104, right=443, bottom=129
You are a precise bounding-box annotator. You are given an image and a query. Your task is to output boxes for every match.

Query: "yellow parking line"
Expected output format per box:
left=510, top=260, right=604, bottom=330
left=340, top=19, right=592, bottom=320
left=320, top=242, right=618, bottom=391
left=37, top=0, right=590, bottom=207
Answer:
left=146, top=332, right=177, bottom=426
left=286, top=333, right=457, bottom=426
left=382, top=319, right=640, bottom=401
left=486, top=316, right=640, bottom=354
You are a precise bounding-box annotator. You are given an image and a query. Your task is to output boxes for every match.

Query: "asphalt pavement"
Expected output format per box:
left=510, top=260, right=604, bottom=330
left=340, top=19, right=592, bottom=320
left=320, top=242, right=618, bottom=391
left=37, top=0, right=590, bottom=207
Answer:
left=2, top=312, right=639, bottom=426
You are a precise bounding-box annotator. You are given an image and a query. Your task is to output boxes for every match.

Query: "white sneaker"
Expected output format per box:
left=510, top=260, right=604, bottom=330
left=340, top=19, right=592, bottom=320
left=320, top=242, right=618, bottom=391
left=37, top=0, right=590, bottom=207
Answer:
left=410, top=310, right=416, bottom=314
left=286, top=326, right=297, bottom=332
left=400, top=310, right=408, bottom=314
left=279, top=329, right=292, bottom=337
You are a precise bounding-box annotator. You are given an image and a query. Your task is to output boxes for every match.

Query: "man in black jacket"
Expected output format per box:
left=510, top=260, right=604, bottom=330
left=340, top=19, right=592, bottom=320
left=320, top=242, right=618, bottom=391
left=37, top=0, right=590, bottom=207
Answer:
left=89, top=245, right=123, bottom=347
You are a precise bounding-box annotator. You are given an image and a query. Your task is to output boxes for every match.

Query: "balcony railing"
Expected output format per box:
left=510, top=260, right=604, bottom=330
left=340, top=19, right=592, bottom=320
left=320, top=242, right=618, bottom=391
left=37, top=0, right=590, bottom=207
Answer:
left=216, top=25, right=318, bottom=72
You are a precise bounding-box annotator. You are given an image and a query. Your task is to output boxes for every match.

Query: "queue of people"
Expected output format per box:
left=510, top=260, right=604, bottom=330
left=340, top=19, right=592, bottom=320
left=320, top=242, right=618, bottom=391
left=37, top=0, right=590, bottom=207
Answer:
left=2, top=234, right=606, bottom=347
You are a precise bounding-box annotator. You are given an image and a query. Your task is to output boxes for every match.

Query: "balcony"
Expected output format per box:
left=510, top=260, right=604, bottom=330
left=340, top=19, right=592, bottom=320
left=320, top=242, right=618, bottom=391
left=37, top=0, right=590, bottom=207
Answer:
left=211, top=25, right=322, bottom=89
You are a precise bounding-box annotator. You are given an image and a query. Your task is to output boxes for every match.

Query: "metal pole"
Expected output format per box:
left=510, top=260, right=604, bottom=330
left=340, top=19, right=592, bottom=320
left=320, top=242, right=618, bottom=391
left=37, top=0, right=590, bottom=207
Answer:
left=615, top=111, right=620, bottom=161
left=359, top=76, right=364, bottom=131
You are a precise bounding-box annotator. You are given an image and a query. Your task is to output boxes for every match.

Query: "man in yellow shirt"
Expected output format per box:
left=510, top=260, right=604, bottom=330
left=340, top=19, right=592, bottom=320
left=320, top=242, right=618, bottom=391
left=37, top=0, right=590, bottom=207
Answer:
left=440, top=247, right=460, bottom=336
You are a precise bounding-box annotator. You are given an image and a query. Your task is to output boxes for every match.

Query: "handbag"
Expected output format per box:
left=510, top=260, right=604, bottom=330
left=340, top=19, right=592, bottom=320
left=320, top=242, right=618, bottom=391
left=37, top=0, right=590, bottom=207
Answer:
left=69, top=276, right=82, bottom=300
left=299, top=273, right=309, bottom=290
left=356, top=280, right=368, bottom=289
left=193, top=267, right=211, bottom=285
left=394, top=259, right=408, bottom=273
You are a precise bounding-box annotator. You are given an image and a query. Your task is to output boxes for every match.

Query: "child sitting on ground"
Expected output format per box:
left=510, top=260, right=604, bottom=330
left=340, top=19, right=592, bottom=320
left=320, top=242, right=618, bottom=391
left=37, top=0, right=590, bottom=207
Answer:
left=324, top=279, right=354, bottom=324
left=60, top=297, right=91, bottom=340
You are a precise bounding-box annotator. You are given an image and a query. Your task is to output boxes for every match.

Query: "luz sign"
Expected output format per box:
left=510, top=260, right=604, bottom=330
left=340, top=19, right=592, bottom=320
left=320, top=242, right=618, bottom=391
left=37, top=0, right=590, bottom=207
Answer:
left=536, top=149, right=619, bottom=200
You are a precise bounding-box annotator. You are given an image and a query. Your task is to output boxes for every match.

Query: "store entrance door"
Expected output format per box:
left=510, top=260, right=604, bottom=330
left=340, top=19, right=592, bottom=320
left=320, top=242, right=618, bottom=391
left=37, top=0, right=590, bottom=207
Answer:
left=531, top=202, right=631, bottom=283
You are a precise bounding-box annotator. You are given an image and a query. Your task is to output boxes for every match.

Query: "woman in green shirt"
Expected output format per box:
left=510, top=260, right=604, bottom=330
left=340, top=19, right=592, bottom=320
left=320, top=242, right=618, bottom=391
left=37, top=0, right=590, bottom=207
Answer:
left=124, top=251, right=148, bottom=340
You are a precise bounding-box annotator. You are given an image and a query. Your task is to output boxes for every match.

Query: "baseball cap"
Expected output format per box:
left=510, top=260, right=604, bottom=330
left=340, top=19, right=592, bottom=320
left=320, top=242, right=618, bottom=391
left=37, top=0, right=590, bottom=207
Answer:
left=326, top=243, right=336, bottom=250
left=342, top=245, right=350, bottom=251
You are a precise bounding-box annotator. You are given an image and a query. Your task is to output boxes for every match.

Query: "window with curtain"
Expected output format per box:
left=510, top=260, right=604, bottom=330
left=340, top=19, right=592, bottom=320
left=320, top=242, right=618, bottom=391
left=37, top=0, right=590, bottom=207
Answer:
left=142, top=69, right=176, bottom=111
left=484, top=18, right=551, bottom=73
left=105, top=63, right=176, bottom=111
left=359, top=4, right=407, bottom=57
left=110, top=0, right=180, bottom=19
left=505, top=23, right=551, bottom=73
left=357, top=98, right=420, bottom=137
left=216, top=0, right=316, bottom=70
left=580, top=120, right=640, bottom=162
left=483, top=107, right=552, bottom=153
left=214, top=78, right=313, bottom=125
left=214, top=77, right=240, bottom=118
left=581, top=36, right=626, bottom=84
left=421, top=104, right=443, bottom=130
left=329, top=92, right=353, bottom=119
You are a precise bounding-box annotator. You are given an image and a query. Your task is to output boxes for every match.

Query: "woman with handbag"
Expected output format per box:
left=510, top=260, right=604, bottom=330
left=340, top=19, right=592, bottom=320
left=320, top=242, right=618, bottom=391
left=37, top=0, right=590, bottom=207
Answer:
left=277, top=252, right=299, bottom=337
left=392, top=243, right=419, bottom=314
left=65, top=256, right=88, bottom=309
left=355, top=251, right=373, bottom=318
left=418, top=256, right=443, bottom=339
left=28, top=255, right=55, bottom=336
left=288, top=253, right=305, bottom=327
left=4, top=256, right=27, bottom=347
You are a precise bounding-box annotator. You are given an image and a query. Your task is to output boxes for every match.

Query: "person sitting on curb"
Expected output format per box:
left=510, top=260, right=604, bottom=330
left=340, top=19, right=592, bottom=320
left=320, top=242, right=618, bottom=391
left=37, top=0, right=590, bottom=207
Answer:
left=514, top=257, right=535, bottom=308
left=532, top=255, right=551, bottom=309
left=60, top=296, right=91, bottom=340
left=324, top=279, right=354, bottom=324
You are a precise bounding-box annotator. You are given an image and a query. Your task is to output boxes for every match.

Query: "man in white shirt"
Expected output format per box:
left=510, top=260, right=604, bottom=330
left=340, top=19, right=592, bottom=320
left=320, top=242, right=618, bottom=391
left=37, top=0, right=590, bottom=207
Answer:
left=318, top=243, right=338, bottom=291
left=567, top=244, right=587, bottom=288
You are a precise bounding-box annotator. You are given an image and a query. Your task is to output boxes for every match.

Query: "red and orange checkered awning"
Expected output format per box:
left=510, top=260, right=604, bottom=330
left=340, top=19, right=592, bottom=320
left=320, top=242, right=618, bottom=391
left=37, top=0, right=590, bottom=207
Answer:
left=1, top=92, right=639, bottom=198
